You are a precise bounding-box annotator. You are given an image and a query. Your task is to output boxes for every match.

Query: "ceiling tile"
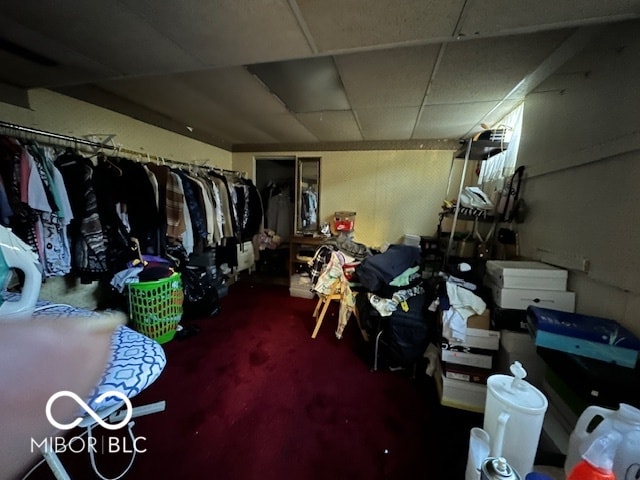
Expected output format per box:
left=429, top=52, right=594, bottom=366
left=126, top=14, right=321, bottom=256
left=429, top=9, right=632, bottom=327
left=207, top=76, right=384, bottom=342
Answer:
left=0, top=1, right=200, bottom=79
left=413, top=101, right=520, bottom=140
left=178, top=67, right=290, bottom=116
left=336, top=45, right=440, bottom=108
left=295, top=111, right=362, bottom=141
left=248, top=56, right=349, bottom=113
left=1, top=1, right=637, bottom=150
left=296, top=0, right=465, bottom=52
left=426, top=30, right=573, bottom=105
left=459, top=0, right=640, bottom=37
left=247, top=113, right=319, bottom=144
left=355, top=106, right=420, bottom=140
left=120, top=0, right=313, bottom=67
left=99, top=77, right=274, bottom=144
left=0, top=16, right=117, bottom=88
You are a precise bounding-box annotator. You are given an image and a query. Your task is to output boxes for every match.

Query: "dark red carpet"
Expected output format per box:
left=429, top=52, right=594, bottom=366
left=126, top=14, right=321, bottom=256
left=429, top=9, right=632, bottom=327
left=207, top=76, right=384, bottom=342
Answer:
left=22, top=279, right=481, bottom=480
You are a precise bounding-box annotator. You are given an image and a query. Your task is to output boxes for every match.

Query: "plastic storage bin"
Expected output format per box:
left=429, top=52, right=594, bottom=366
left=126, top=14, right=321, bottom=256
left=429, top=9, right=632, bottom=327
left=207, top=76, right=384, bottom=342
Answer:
left=128, top=272, right=184, bottom=344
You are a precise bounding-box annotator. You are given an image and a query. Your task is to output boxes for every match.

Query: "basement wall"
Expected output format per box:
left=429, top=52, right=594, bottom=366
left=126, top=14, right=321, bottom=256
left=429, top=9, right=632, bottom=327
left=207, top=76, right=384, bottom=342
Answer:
left=233, top=149, right=456, bottom=249
left=515, top=21, right=640, bottom=332
left=0, top=89, right=232, bottom=167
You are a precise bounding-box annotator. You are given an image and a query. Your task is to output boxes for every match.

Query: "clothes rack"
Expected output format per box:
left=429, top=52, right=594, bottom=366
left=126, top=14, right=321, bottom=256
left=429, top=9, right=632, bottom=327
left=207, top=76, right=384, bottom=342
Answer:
left=0, top=120, right=245, bottom=177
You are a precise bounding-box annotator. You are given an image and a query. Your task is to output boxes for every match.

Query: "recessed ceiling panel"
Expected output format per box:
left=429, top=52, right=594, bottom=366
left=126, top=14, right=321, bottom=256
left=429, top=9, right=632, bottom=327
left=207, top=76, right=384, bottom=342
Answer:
left=426, top=31, right=573, bottom=105
left=248, top=56, right=350, bottom=113
left=295, top=111, right=362, bottom=142
left=296, top=0, right=465, bottom=52
left=336, top=45, right=440, bottom=108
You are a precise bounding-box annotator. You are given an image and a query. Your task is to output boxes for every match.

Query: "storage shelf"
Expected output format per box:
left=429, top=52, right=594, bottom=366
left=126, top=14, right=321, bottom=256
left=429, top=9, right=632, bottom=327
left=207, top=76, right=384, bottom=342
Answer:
left=440, top=207, right=495, bottom=222
left=454, top=129, right=509, bottom=161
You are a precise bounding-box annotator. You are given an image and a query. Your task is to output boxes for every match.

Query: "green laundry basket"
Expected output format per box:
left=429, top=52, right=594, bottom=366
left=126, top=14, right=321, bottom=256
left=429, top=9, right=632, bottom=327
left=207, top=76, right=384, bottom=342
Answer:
left=128, top=272, right=184, bottom=344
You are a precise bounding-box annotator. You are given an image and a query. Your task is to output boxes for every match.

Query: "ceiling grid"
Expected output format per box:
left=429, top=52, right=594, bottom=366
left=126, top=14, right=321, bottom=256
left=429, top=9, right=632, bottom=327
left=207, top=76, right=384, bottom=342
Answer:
left=0, top=1, right=637, bottom=151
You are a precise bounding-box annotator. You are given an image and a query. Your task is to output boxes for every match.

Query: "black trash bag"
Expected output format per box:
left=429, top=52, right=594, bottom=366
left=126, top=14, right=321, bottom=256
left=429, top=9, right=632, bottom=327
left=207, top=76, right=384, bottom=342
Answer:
left=181, top=266, right=221, bottom=320
left=165, top=243, right=190, bottom=270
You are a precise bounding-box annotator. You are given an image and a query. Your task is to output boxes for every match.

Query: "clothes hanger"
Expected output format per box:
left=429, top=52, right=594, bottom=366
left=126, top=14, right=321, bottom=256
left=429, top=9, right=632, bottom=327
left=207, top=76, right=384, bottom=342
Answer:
left=97, top=152, right=123, bottom=176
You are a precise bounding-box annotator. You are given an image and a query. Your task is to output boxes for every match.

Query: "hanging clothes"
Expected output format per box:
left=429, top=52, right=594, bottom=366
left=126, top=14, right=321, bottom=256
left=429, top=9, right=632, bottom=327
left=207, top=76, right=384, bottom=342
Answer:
left=301, top=187, right=318, bottom=229
left=266, top=189, right=292, bottom=240
left=165, top=170, right=186, bottom=243
left=26, top=144, right=73, bottom=277
left=55, top=149, right=109, bottom=281
left=0, top=136, right=39, bottom=249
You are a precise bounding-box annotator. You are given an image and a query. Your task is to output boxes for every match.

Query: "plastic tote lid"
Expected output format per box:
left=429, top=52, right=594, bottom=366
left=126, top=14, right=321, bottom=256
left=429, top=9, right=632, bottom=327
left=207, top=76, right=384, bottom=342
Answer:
left=487, top=362, right=548, bottom=413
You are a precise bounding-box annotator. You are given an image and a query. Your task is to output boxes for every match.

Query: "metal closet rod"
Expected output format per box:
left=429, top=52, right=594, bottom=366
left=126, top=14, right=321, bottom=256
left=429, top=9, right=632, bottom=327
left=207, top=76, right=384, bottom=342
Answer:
left=0, top=120, right=243, bottom=176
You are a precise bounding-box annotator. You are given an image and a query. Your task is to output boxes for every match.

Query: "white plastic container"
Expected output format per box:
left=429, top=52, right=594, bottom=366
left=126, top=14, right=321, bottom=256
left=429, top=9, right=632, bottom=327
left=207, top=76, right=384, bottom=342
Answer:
left=564, top=403, right=640, bottom=480
left=483, top=362, right=548, bottom=478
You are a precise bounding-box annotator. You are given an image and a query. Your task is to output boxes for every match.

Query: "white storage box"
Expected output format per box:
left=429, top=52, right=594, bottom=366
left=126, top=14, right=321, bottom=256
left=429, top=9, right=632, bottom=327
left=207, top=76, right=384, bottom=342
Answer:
left=445, top=328, right=501, bottom=351
left=440, top=374, right=487, bottom=413
left=485, top=260, right=568, bottom=291
left=489, top=282, right=575, bottom=312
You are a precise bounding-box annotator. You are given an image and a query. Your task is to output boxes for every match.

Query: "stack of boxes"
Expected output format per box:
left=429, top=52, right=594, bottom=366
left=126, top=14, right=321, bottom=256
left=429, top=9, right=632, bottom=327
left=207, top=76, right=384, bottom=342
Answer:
left=483, top=259, right=575, bottom=455
left=438, top=309, right=500, bottom=412
left=484, top=260, right=573, bottom=389
left=527, top=305, right=640, bottom=456
left=485, top=260, right=575, bottom=316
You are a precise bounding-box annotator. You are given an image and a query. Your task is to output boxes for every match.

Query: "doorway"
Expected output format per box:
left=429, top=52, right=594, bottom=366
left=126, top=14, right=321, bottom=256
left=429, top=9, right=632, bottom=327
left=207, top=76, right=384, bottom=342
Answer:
left=255, top=157, right=296, bottom=282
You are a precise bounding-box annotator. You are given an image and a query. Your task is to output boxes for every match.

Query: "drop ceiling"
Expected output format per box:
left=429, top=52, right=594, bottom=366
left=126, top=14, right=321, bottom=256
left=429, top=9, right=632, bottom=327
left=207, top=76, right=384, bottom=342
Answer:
left=0, top=1, right=638, bottom=152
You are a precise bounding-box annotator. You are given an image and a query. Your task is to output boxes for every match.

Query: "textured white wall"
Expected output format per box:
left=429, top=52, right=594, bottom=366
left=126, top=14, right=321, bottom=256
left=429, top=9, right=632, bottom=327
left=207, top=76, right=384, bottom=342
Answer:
left=516, top=22, right=640, bottom=331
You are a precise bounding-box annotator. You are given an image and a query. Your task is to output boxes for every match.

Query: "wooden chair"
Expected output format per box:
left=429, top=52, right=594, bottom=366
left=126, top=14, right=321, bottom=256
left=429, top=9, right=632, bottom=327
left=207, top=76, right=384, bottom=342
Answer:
left=311, top=287, right=342, bottom=339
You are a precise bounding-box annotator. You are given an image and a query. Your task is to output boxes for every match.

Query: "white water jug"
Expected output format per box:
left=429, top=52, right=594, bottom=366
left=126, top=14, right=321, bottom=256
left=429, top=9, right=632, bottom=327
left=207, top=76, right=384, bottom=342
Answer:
left=483, top=362, right=548, bottom=478
left=565, top=403, right=640, bottom=480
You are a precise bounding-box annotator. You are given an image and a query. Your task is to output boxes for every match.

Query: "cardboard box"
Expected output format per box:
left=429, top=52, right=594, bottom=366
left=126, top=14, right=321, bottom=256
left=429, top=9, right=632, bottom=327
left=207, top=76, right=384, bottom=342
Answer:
left=441, top=345, right=494, bottom=369
left=489, top=282, right=575, bottom=312
left=527, top=306, right=640, bottom=368
left=443, top=362, right=492, bottom=384
left=467, top=308, right=490, bottom=330
left=485, top=260, right=568, bottom=291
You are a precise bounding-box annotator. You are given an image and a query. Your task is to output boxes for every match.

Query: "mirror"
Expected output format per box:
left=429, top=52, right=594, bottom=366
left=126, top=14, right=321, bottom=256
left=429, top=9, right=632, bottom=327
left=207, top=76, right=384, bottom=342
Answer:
left=295, top=157, right=320, bottom=234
